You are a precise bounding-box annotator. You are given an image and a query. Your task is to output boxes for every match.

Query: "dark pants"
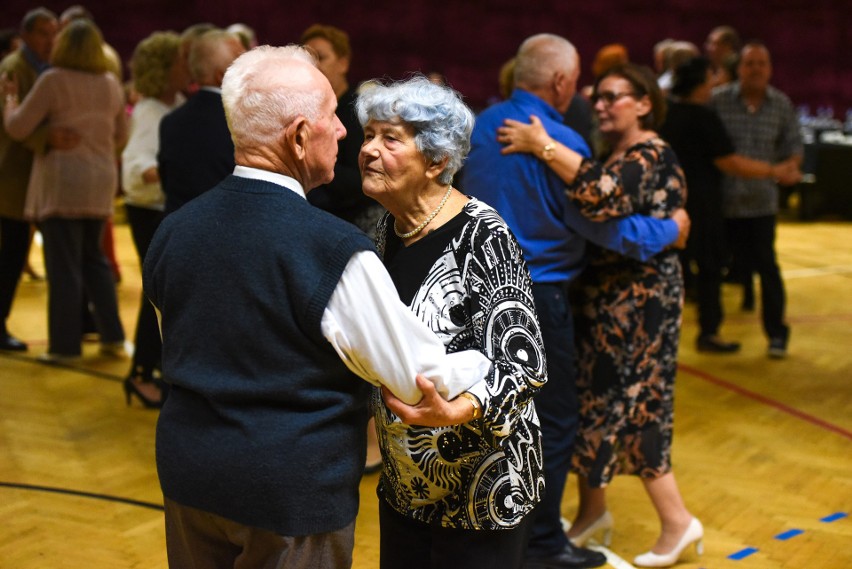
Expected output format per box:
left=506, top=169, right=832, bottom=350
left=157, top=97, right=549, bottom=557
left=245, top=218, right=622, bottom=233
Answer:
left=379, top=499, right=534, bottom=569
left=164, top=498, right=355, bottom=569
left=38, top=218, right=124, bottom=355
left=0, top=216, right=30, bottom=336
left=688, top=217, right=727, bottom=337
left=726, top=215, right=788, bottom=340
left=524, top=282, right=578, bottom=558
left=125, top=204, right=164, bottom=375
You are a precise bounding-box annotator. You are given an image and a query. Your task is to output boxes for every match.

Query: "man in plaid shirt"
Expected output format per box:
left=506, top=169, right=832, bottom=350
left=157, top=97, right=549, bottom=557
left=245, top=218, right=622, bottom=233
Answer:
left=711, top=41, right=802, bottom=359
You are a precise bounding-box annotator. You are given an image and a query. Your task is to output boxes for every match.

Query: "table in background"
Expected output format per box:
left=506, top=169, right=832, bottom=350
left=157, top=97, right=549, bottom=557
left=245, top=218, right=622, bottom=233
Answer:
left=792, top=130, right=852, bottom=220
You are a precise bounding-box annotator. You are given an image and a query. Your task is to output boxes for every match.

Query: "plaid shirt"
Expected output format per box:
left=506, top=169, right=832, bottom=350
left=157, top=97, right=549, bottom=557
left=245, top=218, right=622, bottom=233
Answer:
left=711, top=83, right=803, bottom=218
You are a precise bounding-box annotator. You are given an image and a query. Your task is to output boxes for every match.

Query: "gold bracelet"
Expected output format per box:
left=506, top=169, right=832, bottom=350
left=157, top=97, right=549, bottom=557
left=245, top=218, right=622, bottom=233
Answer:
left=458, top=392, right=482, bottom=421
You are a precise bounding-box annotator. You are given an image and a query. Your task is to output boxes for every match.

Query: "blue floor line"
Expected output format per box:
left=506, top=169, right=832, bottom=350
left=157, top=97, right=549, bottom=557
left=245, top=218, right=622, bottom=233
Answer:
left=775, top=529, right=804, bottom=540
left=726, top=512, right=846, bottom=561
left=728, top=547, right=759, bottom=561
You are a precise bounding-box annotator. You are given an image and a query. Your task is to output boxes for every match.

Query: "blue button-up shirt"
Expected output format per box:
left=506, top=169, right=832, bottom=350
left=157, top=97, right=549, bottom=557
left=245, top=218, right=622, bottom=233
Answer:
left=460, top=89, right=677, bottom=284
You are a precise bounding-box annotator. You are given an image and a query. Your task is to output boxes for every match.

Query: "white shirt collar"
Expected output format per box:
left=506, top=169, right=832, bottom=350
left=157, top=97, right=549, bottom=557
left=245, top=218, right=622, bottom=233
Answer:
left=232, top=165, right=305, bottom=199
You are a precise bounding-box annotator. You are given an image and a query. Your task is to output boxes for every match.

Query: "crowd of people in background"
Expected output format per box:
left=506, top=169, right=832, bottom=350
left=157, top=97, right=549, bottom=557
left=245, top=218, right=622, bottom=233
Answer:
left=0, top=7, right=805, bottom=569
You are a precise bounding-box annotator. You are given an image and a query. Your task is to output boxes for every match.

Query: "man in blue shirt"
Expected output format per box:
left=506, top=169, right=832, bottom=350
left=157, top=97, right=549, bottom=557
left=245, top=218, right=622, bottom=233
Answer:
left=460, top=33, right=687, bottom=569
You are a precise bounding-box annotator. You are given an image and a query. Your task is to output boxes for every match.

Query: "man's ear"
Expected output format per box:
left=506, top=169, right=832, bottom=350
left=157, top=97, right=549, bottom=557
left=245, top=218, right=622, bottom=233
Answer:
left=552, top=70, right=567, bottom=97
left=285, top=116, right=309, bottom=160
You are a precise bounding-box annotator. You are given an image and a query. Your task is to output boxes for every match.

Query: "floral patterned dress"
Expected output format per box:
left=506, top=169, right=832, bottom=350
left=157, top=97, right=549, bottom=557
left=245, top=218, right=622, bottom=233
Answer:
left=568, top=137, right=686, bottom=486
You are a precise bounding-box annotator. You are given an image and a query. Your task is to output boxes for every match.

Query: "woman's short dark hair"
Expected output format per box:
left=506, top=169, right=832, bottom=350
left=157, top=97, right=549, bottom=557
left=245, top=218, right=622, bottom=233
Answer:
left=595, top=63, right=666, bottom=130
left=671, top=56, right=711, bottom=98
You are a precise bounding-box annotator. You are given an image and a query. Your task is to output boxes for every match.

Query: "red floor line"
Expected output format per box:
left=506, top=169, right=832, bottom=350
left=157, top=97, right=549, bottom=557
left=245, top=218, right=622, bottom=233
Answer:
left=678, top=363, right=852, bottom=442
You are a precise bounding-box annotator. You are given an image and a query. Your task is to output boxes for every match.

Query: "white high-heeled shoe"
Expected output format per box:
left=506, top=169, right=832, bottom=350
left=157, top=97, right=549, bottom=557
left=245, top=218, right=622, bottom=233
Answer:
left=633, top=517, right=704, bottom=567
left=567, top=511, right=614, bottom=547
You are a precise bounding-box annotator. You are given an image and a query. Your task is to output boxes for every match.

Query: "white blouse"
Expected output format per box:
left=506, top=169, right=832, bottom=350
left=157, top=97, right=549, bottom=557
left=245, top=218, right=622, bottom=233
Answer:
left=121, top=96, right=183, bottom=209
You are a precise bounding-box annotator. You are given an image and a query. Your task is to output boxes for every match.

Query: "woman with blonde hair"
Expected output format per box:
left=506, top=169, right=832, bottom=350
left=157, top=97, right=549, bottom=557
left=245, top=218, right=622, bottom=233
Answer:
left=121, top=30, right=188, bottom=406
left=3, top=18, right=128, bottom=362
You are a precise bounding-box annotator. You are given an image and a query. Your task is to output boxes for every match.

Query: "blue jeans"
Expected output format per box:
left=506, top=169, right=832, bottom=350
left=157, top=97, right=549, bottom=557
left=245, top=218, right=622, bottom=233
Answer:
left=525, top=282, right=579, bottom=558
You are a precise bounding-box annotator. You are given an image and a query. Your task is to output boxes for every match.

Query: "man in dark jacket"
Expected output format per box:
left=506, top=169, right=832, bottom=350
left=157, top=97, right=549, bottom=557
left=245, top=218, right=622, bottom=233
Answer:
left=157, top=29, right=244, bottom=214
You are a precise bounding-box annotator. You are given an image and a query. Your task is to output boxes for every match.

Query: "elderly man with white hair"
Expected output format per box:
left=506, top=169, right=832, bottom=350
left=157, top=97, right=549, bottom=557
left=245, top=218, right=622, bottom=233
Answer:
left=143, top=46, right=492, bottom=569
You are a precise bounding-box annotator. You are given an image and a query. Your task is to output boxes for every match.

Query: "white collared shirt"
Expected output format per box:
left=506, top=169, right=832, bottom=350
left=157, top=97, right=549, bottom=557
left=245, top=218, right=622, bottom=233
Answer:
left=232, top=166, right=490, bottom=405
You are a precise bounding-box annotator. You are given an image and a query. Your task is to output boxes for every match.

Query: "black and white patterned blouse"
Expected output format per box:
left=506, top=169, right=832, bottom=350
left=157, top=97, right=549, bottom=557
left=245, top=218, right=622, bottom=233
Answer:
left=373, top=197, right=547, bottom=530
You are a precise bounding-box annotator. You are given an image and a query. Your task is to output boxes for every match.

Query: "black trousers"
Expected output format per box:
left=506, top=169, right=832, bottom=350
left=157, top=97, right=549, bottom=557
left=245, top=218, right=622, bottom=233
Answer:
left=38, top=218, right=124, bottom=355
left=125, top=204, right=164, bottom=375
left=379, top=499, right=534, bottom=569
left=726, top=215, right=789, bottom=340
left=0, top=216, right=30, bottom=335
left=686, top=216, right=727, bottom=337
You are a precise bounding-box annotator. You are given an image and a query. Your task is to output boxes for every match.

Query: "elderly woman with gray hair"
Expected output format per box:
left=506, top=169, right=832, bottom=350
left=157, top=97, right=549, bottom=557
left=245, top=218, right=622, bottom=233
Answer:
left=357, top=76, right=547, bottom=569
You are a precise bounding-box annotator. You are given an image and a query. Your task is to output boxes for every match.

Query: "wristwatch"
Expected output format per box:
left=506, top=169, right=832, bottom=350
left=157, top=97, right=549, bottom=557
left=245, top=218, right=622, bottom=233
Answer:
left=459, top=392, right=482, bottom=421
left=542, top=140, right=556, bottom=161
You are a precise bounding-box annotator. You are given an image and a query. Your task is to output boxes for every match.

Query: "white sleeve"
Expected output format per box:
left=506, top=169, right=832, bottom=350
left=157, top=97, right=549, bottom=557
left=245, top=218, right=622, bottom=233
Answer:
left=321, top=250, right=491, bottom=405
left=121, top=102, right=160, bottom=192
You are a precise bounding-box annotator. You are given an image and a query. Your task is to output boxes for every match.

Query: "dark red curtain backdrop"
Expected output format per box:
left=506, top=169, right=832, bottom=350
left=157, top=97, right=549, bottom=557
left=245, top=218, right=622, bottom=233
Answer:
left=4, top=0, right=851, bottom=115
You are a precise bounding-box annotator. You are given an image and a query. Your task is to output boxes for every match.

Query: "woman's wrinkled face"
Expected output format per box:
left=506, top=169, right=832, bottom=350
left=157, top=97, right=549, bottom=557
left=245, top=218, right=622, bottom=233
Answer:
left=592, top=76, right=649, bottom=136
left=359, top=119, right=431, bottom=202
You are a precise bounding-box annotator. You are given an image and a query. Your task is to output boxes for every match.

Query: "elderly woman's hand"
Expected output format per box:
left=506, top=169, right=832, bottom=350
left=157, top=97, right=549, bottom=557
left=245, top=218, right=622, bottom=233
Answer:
left=382, top=375, right=478, bottom=427
left=497, top=115, right=552, bottom=156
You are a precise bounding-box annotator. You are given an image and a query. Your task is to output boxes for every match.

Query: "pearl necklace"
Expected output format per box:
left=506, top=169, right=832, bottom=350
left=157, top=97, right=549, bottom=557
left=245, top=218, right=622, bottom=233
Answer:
left=394, top=185, right=453, bottom=239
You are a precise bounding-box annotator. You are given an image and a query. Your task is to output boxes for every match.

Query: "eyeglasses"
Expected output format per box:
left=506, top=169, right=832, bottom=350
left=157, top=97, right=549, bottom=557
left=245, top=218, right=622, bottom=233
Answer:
left=590, top=91, right=637, bottom=106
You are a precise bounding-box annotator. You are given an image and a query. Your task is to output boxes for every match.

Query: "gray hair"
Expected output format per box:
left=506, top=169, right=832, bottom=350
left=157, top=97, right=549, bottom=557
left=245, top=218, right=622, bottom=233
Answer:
left=221, top=45, right=324, bottom=151
left=514, top=33, right=578, bottom=90
left=188, top=30, right=242, bottom=85
left=355, top=76, right=474, bottom=185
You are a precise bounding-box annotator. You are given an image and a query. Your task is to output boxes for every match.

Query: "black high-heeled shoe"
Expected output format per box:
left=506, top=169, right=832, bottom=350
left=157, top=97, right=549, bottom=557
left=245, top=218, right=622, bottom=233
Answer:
left=123, top=376, right=165, bottom=408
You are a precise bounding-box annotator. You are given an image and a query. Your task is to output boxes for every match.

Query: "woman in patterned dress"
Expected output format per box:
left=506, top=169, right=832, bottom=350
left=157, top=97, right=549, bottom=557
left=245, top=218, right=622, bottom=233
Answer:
left=356, top=76, right=547, bottom=569
left=498, top=64, right=702, bottom=567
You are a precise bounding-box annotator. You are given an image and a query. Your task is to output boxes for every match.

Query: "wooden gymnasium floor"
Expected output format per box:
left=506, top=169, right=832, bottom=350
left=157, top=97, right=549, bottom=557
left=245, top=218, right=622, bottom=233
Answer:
left=1, top=211, right=850, bottom=569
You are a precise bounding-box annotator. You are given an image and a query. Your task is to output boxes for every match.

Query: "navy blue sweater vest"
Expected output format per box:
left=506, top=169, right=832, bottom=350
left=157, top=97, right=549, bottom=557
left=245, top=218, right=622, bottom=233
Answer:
left=143, top=174, right=376, bottom=535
